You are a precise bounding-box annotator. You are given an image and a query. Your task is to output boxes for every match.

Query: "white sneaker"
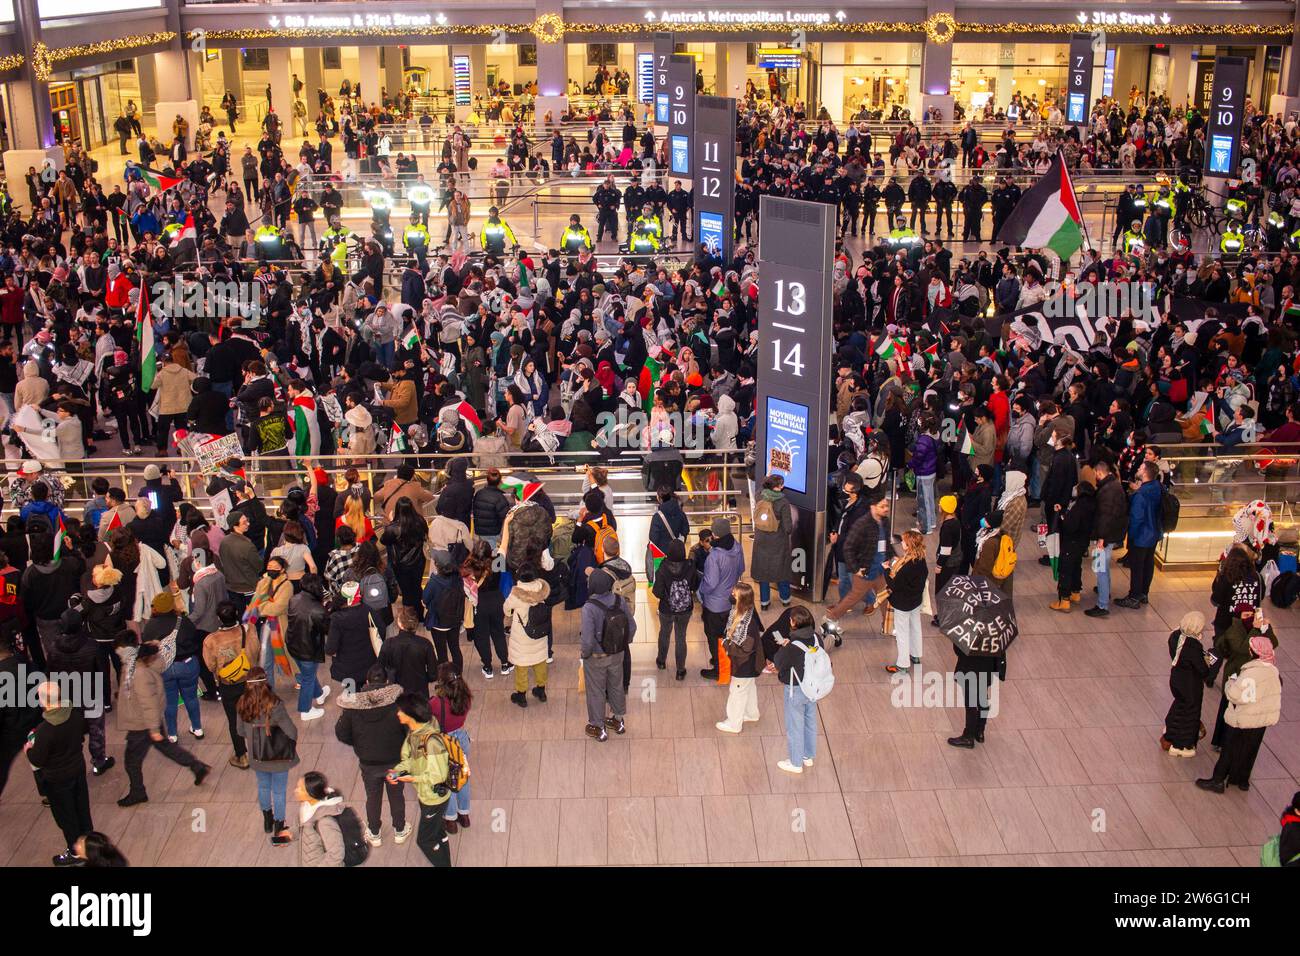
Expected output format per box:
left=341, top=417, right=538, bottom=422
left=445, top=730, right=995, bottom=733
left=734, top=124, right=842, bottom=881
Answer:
left=365, top=828, right=382, bottom=847
left=314, top=686, right=331, bottom=705
left=777, top=759, right=803, bottom=775
left=1168, top=746, right=1196, bottom=758
left=393, top=824, right=413, bottom=845
left=500, top=663, right=515, bottom=676
left=299, top=707, right=325, bottom=721
left=803, top=758, right=814, bottom=768
left=167, top=735, right=178, bottom=743
left=715, top=721, right=741, bottom=734
left=188, top=728, right=204, bottom=739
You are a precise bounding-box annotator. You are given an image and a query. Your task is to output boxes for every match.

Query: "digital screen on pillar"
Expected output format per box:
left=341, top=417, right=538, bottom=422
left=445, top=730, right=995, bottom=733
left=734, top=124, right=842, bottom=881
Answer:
left=637, top=54, right=654, bottom=103
left=1068, top=93, right=1085, bottom=125
left=671, top=135, right=690, bottom=175
left=1103, top=49, right=1116, bottom=97
left=452, top=56, right=471, bottom=107
left=1209, top=134, right=1235, bottom=175
left=655, top=93, right=670, bottom=124
left=764, top=397, right=811, bottom=494
left=699, top=211, right=724, bottom=255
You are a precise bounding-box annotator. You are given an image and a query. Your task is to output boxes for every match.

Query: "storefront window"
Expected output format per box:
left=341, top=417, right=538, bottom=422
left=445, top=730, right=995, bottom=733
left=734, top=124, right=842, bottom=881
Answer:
left=819, top=43, right=920, bottom=122
left=951, top=43, right=1067, bottom=119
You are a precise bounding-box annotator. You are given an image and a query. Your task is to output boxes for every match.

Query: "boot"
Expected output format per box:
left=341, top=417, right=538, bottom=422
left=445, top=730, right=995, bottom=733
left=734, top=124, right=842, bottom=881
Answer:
left=229, top=753, right=250, bottom=770
left=1048, top=599, right=1072, bottom=613
left=531, top=685, right=547, bottom=703
left=263, top=809, right=275, bottom=833
left=271, top=821, right=293, bottom=845
left=510, top=691, right=528, bottom=708
left=1069, top=592, right=1081, bottom=604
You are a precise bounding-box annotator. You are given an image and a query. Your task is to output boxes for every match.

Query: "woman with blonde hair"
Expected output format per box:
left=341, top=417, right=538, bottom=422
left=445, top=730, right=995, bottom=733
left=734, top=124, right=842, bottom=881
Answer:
left=335, top=494, right=374, bottom=545
left=883, top=530, right=929, bottom=675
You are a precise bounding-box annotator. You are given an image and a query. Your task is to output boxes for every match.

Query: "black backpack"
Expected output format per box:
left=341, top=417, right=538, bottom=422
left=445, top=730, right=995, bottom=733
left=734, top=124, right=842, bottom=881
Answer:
left=1160, top=489, right=1180, bottom=533
left=1270, top=571, right=1300, bottom=609
left=518, top=603, right=549, bottom=640
left=594, top=599, right=631, bottom=654
left=333, top=806, right=370, bottom=867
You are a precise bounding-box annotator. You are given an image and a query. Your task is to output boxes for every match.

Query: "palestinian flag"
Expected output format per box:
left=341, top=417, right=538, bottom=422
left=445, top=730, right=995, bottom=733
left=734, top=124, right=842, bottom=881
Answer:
left=648, top=541, right=666, bottom=579
left=876, top=336, right=908, bottom=360
left=402, top=327, right=421, bottom=351
left=639, top=351, right=664, bottom=415
left=959, top=429, right=974, bottom=456
left=500, top=473, right=543, bottom=502
left=136, top=282, right=156, bottom=393
left=456, top=400, right=482, bottom=440
left=994, top=153, right=1085, bottom=261
left=52, top=515, right=66, bottom=567
left=289, top=394, right=321, bottom=459
left=1199, top=416, right=1214, bottom=437
left=710, top=279, right=726, bottom=298
left=923, top=342, right=940, bottom=363
left=518, top=259, right=531, bottom=295
left=137, top=166, right=184, bottom=194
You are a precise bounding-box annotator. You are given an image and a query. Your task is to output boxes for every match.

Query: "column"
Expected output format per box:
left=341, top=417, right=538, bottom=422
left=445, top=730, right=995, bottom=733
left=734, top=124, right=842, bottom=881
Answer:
left=470, top=44, right=487, bottom=97
left=1167, top=45, right=1193, bottom=110
left=154, top=48, right=199, bottom=151
left=819, top=43, right=845, bottom=122
left=221, top=48, right=244, bottom=105
left=384, top=47, right=404, bottom=101
left=358, top=45, right=382, bottom=106
left=268, top=47, right=294, bottom=135
left=997, top=42, right=1015, bottom=109
left=918, top=0, right=955, bottom=122
left=137, top=56, right=159, bottom=113
left=533, top=0, right=567, bottom=128
left=4, top=0, right=63, bottom=205
left=302, top=47, right=323, bottom=109
left=717, top=42, right=747, bottom=99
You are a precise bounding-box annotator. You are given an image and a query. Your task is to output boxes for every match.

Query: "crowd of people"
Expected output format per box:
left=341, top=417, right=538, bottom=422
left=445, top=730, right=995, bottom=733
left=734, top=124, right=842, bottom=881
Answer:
left=0, top=76, right=1297, bottom=871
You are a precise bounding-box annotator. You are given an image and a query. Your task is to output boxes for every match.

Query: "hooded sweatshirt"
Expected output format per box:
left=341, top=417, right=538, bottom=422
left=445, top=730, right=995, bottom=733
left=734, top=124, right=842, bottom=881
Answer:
left=699, top=534, right=745, bottom=613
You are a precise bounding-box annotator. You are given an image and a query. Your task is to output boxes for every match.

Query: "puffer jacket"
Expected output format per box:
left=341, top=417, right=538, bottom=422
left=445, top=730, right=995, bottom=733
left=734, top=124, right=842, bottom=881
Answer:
left=1224, top=659, right=1283, bottom=729
left=841, top=511, right=882, bottom=575
left=334, top=681, right=405, bottom=766
left=299, top=796, right=346, bottom=867
left=503, top=576, right=551, bottom=668
left=1093, top=474, right=1128, bottom=546
left=471, top=485, right=512, bottom=538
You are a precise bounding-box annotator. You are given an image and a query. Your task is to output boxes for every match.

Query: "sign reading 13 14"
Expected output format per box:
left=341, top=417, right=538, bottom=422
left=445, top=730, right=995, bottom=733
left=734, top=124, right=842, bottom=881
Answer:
left=763, top=265, right=824, bottom=380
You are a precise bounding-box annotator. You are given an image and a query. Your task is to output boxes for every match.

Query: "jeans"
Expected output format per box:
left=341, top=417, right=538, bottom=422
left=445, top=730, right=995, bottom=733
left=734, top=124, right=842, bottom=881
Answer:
left=295, top=658, right=322, bottom=714
left=916, top=473, right=937, bottom=532
left=657, top=611, right=690, bottom=670
left=257, top=769, right=289, bottom=820
left=757, top=580, right=791, bottom=605
left=782, top=688, right=818, bottom=765
left=1027, top=451, right=1042, bottom=499
left=442, top=729, right=471, bottom=820
left=1126, top=545, right=1156, bottom=599
left=375, top=341, right=395, bottom=369
left=415, top=802, right=452, bottom=866
left=162, top=656, right=202, bottom=738
left=836, top=560, right=852, bottom=600
left=583, top=653, right=625, bottom=724
left=721, top=676, right=760, bottom=731
left=360, top=762, right=406, bottom=833
left=893, top=607, right=923, bottom=668
left=1095, top=544, right=1114, bottom=609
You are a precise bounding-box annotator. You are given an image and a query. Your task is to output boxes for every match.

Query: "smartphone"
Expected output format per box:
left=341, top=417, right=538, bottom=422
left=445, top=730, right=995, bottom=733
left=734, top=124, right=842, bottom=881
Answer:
left=147, top=490, right=160, bottom=511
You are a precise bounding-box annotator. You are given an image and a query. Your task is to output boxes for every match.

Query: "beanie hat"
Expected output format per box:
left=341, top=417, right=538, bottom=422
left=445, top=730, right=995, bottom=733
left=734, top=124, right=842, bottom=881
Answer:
left=939, top=495, right=958, bottom=514
left=151, top=591, right=175, bottom=615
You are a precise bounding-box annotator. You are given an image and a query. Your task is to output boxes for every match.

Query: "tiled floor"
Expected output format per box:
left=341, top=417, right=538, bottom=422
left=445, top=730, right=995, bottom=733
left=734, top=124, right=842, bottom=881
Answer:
left=2, top=535, right=1296, bottom=867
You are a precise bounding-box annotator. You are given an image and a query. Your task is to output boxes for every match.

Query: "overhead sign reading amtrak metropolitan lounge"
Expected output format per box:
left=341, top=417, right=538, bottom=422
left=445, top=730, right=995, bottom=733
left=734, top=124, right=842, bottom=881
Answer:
left=646, top=10, right=847, bottom=26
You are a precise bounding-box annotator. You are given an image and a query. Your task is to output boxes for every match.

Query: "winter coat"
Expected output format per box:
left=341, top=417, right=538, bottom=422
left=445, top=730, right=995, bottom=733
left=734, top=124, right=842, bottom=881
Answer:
left=909, top=433, right=939, bottom=477
left=377, top=630, right=438, bottom=698
left=842, top=512, right=884, bottom=574
left=471, top=485, right=512, bottom=537
left=698, top=535, right=745, bottom=613
left=503, top=577, right=551, bottom=667
left=153, top=362, right=197, bottom=415
left=1059, top=481, right=1098, bottom=546
left=219, top=531, right=264, bottom=594
left=884, top=555, right=928, bottom=612
left=236, top=700, right=300, bottom=772
left=722, top=612, right=764, bottom=678
left=751, top=490, right=793, bottom=584
left=25, top=706, right=86, bottom=784
left=652, top=558, right=700, bottom=614
left=326, top=603, right=381, bottom=687
left=1214, top=622, right=1277, bottom=682
left=1224, top=659, right=1283, bottom=729
left=286, top=591, right=328, bottom=662
left=1165, top=629, right=1209, bottom=750
left=188, top=565, right=227, bottom=632
left=298, top=796, right=346, bottom=867
left=969, top=420, right=996, bottom=470
left=1093, top=475, right=1128, bottom=546
left=334, top=681, right=405, bottom=766
left=116, top=653, right=165, bottom=732
left=1127, top=478, right=1163, bottom=549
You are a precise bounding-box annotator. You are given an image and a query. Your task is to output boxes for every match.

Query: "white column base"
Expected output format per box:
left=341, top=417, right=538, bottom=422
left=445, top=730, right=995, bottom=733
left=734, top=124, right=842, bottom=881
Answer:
left=156, top=99, right=200, bottom=152
left=535, top=95, right=569, bottom=130
left=1270, top=94, right=1300, bottom=120
left=3, top=148, right=65, bottom=211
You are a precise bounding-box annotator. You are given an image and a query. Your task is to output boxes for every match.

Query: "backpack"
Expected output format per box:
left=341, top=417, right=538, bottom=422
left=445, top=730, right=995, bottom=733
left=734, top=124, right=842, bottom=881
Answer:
left=593, top=598, right=631, bottom=654
left=607, top=568, right=637, bottom=605
left=1259, top=834, right=1300, bottom=867
left=517, top=603, right=549, bottom=640
left=1270, top=571, right=1300, bottom=609
left=991, top=534, right=1017, bottom=580
left=333, top=806, right=370, bottom=867
left=550, top=517, right=576, bottom=561
left=589, top=516, right=618, bottom=564
left=666, top=576, right=694, bottom=615
left=754, top=498, right=779, bottom=533
left=416, top=726, right=470, bottom=794
left=1160, top=488, right=1180, bottom=533
left=789, top=637, right=835, bottom=702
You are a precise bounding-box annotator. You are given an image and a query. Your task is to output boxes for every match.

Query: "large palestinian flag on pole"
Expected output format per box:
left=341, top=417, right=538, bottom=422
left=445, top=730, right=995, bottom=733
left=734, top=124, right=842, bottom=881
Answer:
left=994, top=153, right=1085, bottom=261
left=136, top=282, right=156, bottom=393
left=137, top=166, right=184, bottom=194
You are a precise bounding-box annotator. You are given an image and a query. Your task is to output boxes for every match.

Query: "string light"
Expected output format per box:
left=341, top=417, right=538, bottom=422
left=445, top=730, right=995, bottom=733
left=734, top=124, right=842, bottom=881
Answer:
left=531, top=13, right=564, bottom=45
left=924, top=12, right=956, bottom=45
left=35, top=32, right=177, bottom=82
left=0, top=54, right=23, bottom=72
left=190, top=26, right=529, bottom=43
